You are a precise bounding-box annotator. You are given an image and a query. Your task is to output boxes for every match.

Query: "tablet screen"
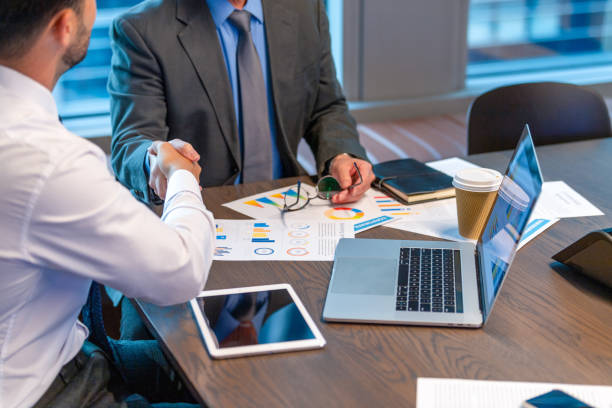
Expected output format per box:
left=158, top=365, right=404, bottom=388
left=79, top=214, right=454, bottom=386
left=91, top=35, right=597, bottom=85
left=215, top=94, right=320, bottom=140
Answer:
left=194, top=289, right=316, bottom=348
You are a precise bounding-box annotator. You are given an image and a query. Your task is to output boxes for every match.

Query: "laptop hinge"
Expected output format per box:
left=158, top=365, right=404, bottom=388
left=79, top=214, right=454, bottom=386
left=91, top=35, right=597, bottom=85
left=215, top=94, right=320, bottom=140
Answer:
left=475, top=249, right=485, bottom=316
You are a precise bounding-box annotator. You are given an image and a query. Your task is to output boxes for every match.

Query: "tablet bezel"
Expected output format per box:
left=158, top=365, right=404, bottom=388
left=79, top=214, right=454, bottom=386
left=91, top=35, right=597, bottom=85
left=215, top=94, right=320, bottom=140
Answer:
left=189, top=283, right=326, bottom=359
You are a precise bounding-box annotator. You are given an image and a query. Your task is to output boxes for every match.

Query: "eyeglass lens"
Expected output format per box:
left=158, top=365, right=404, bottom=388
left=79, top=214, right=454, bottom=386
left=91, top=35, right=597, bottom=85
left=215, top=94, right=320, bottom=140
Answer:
left=316, top=162, right=362, bottom=200
left=316, top=176, right=342, bottom=200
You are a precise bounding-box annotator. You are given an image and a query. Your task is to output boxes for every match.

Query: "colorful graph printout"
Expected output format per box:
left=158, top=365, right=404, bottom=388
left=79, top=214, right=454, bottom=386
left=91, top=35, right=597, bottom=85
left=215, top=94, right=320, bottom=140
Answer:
left=223, top=185, right=392, bottom=233
left=385, top=190, right=558, bottom=250
left=251, top=222, right=274, bottom=243
left=212, top=219, right=354, bottom=261
left=324, top=207, right=364, bottom=220
left=373, top=195, right=417, bottom=216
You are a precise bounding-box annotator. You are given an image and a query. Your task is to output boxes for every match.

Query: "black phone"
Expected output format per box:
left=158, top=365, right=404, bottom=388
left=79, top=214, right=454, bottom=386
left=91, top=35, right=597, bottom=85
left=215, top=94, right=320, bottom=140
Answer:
left=552, top=228, right=612, bottom=288
left=521, top=389, right=593, bottom=408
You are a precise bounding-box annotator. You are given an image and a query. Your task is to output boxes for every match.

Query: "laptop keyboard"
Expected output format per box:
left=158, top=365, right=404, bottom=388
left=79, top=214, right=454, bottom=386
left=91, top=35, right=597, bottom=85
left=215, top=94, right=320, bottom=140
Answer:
left=396, top=248, right=463, bottom=313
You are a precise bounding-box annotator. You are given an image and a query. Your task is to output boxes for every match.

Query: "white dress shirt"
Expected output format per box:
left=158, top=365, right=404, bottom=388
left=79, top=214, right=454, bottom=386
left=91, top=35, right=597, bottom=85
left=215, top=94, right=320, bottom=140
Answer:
left=0, top=66, right=215, bottom=408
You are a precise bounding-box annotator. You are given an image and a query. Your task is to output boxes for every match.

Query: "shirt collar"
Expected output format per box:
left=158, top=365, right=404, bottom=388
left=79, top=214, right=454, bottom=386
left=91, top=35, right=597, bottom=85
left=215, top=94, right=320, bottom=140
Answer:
left=0, top=65, right=58, bottom=118
left=206, top=0, right=264, bottom=28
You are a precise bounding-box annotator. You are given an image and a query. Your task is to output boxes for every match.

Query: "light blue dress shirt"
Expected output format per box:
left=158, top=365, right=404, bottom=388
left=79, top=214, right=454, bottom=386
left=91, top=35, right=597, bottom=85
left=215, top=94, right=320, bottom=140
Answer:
left=206, top=0, right=282, bottom=182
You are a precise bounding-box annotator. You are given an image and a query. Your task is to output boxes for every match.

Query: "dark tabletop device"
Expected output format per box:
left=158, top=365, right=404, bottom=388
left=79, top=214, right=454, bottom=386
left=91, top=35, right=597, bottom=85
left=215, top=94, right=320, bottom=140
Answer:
left=552, top=228, right=612, bottom=288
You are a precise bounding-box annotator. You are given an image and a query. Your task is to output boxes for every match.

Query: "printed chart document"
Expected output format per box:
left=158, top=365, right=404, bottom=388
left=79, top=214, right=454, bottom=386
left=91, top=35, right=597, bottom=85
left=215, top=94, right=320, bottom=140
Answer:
left=213, top=219, right=354, bottom=261
left=426, top=158, right=603, bottom=220
left=416, top=378, right=612, bottom=408
left=381, top=194, right=557, bottom=249
left=222, top=185, right=394, bottom=233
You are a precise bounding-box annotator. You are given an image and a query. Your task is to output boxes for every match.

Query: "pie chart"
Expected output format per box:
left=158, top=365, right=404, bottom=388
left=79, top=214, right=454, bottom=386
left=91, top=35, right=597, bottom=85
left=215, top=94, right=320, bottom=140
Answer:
left=324, top=207, right=365, bottom=220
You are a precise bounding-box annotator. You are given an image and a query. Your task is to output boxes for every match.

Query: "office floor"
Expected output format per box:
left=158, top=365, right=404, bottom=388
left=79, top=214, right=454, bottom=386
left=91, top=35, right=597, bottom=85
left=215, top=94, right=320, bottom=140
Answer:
left=296, top=113, right=468, bottom=173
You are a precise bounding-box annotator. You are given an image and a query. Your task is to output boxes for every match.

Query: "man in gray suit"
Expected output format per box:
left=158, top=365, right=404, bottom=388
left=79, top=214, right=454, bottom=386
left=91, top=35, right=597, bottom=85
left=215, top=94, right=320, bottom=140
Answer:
left=108, top=0, right=374, bottom=205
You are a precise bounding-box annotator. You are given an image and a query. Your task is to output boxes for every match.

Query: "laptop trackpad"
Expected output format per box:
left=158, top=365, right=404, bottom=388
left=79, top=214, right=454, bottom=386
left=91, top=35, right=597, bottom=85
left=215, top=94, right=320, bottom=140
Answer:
left=331, top=258, right=396, bottom=295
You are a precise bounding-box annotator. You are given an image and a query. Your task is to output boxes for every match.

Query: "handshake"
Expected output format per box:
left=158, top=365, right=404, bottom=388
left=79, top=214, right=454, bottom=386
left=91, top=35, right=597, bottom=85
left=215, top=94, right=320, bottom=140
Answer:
left=148, top=139, right=375, bottom=203
left=147, top=139, right=202, bottom=199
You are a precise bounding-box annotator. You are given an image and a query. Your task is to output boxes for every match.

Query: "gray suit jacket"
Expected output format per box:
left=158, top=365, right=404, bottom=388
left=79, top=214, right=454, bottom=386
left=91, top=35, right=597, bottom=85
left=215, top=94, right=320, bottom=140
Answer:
left=108, top=0, right=367, bottom=202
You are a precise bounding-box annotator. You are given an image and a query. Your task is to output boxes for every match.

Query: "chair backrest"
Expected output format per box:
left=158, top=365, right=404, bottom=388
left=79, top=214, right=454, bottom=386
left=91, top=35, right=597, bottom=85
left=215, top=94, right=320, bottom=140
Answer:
left=467, top=82, right=611, bottom=155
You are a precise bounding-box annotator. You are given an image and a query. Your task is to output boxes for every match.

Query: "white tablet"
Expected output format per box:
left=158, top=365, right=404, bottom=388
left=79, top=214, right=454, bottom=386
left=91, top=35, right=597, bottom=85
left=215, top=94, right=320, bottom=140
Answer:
left=189, top=283, right=326, bottom=359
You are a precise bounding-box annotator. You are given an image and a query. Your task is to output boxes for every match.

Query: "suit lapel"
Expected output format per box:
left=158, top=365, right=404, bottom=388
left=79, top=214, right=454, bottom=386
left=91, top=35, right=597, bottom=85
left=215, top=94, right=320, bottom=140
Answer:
left=262, top=0, right=298, bottom=158
left=176, top=0, right=241, bottom=169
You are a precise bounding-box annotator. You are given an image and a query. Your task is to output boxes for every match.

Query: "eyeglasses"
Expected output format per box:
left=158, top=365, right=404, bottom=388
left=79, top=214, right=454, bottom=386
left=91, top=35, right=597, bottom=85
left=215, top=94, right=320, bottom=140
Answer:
left=282, top=162, right=363, bottom=212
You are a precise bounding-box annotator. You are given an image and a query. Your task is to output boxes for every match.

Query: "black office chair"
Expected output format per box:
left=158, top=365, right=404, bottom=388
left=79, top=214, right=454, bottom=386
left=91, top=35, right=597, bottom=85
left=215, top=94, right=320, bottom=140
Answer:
left=466, top=82, right=611, bottom=155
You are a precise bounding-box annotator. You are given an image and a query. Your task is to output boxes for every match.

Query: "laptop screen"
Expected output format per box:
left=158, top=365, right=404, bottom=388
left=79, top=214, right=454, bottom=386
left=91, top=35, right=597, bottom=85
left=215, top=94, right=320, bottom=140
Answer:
left=477, top=125, right=543, bottom=322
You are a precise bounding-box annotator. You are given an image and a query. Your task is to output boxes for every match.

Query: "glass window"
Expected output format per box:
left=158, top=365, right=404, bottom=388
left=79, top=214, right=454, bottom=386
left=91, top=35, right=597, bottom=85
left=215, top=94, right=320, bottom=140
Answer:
left=468, top=0, right=612, bottom=77
left=54, top=1, right=141, bottom=133
left=57, top=0, right=345, bottom=135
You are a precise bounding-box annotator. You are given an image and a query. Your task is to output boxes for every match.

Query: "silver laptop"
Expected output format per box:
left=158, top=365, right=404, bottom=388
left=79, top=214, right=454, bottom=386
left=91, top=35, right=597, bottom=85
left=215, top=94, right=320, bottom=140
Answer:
left=323, top=125, right=543, bottom=328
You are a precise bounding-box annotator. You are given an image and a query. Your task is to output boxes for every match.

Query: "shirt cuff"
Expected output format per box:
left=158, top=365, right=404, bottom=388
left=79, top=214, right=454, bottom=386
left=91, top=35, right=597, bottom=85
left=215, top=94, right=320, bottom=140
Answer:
left=143, top=150, right=164, bottom=205
left=165, top=169, right=202, bottom=203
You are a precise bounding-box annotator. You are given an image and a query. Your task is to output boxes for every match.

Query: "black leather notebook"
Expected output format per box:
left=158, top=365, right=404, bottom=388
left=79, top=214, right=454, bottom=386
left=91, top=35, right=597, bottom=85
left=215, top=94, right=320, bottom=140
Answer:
left=372, top=158, right=455, bottom=204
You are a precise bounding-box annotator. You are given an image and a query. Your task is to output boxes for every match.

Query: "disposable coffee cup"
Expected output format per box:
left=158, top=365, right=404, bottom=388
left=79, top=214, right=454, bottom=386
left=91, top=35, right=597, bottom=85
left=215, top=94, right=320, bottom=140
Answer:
left=453, top=168, right=503, bottom=240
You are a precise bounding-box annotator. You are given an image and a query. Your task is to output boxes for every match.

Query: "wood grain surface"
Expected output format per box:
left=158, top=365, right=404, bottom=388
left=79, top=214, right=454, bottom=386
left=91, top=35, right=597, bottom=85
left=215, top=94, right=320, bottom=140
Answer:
left=137, top=138, right=612, bottom=408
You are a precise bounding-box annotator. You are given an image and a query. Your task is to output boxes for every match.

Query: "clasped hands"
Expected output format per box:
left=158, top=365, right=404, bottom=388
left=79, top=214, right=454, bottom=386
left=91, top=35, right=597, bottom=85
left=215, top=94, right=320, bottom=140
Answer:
left=148, top=139, right=202, bottom=199
left=148, top=139, right=375, bottom=203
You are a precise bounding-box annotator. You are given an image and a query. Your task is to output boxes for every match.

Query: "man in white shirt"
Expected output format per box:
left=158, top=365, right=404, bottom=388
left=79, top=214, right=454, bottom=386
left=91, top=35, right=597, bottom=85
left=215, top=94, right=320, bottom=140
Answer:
left=0, top=1, right=214, bottom=407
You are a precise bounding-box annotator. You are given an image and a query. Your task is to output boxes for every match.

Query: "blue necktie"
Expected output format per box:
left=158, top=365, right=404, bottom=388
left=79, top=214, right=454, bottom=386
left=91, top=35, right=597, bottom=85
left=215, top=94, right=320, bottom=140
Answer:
left=228, top=10, right=273, bottom=183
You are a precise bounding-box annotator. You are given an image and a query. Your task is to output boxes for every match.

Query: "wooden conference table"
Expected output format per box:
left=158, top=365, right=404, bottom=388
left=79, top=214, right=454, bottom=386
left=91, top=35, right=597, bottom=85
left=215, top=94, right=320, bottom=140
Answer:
left=136, top=138, right=612, bottom=407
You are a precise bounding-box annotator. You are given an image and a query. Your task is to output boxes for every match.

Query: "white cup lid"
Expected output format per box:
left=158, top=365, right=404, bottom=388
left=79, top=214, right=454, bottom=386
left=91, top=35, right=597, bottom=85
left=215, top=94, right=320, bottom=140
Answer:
left=452, top=168, right=503, bottom=192
left=498, top=177, right=530, bottom=210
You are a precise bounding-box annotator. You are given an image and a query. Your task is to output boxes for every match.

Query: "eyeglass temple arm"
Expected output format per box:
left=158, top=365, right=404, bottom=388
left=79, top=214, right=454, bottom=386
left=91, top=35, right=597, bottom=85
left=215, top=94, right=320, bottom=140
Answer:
left=350, top=162, right=363, bottom=187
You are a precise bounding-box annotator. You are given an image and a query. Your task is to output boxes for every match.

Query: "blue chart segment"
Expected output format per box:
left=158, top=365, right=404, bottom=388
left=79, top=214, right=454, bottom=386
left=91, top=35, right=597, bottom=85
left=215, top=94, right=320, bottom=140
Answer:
left=354, top=216, right=393, bottom=233
left=255, top=197, right=281, bottom=207
left=254, top=248, right=274, bottom=255
left=521, top=218, right=547, bottom=241
left=283, top=189, right=307, bottom=200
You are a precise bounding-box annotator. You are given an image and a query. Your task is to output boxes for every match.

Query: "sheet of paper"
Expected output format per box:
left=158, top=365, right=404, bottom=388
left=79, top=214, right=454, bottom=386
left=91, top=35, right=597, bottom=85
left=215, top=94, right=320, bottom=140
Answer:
left=416, top=378, right=612, bottom=408
left=383, top=196, right=470, bottom=243
left=427, top=157, right=603, bottom=220
left=385, top=196, right=557, bottom=250
left=213, top=219, right=353, bottom=261
left=426, top=157, right=481, bottom=177
left=517, top=206, right=559, bottom=250
left=535, top=180, right=604, bottom=218
left=222, top=184, right=392, bottom=233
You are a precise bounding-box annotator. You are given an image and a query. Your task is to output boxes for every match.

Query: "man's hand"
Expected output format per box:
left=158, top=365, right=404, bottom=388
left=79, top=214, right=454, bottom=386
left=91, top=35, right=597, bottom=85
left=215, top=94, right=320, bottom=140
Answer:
left=148, top=139, right=201, bottom=199
left=329, top=153, right=375, bottom=204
